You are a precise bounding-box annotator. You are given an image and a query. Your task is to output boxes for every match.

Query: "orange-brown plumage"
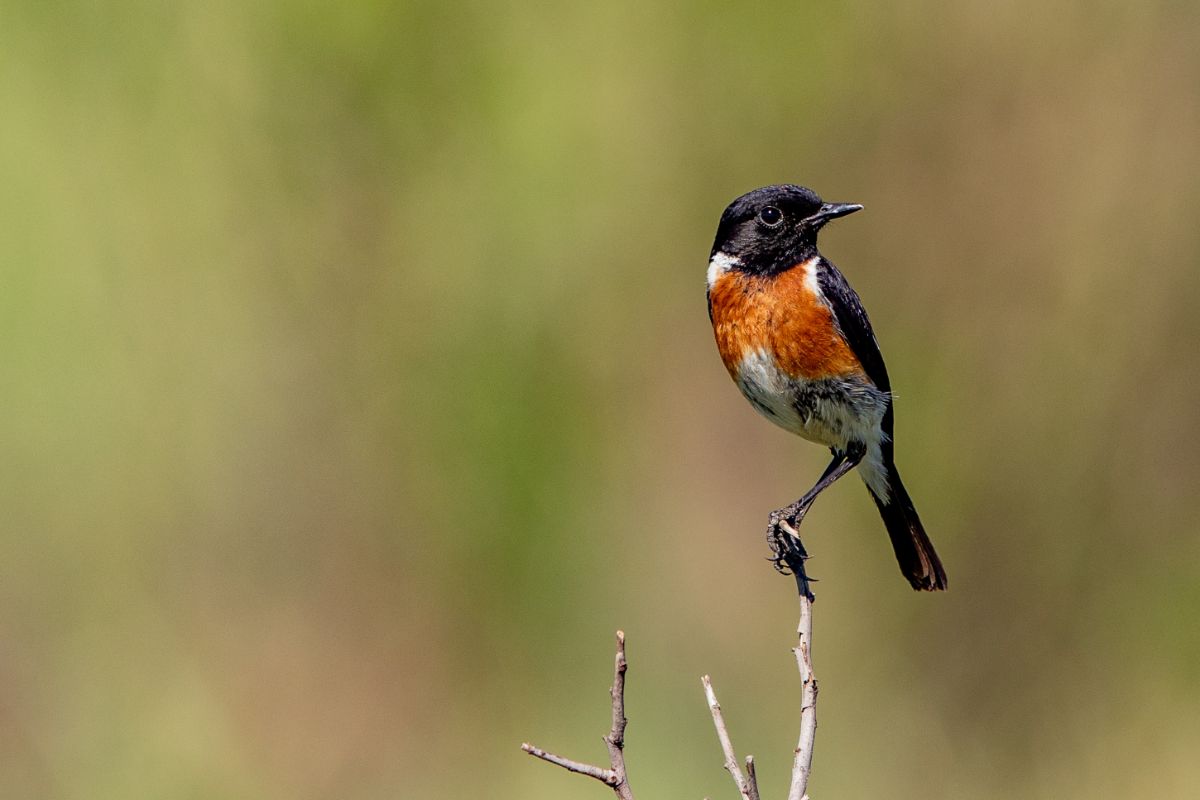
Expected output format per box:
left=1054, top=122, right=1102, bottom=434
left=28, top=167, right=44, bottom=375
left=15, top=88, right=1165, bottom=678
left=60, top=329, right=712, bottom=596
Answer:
left=709, top=260, right=866, bottom=382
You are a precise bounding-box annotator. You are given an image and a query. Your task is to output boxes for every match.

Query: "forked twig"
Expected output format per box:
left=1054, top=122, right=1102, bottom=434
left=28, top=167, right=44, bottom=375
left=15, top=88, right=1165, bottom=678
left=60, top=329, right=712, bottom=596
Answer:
left=702, top=676, right=761, bottom=800
left=521, top=631, right=635, bottom=800
left=524, top=522, right=821, bottom=799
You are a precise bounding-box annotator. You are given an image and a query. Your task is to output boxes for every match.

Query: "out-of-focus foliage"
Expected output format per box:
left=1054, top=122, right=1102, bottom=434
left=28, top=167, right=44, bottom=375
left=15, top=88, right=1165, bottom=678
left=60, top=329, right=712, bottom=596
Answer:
left=2, top=1, right=1199, bottom=797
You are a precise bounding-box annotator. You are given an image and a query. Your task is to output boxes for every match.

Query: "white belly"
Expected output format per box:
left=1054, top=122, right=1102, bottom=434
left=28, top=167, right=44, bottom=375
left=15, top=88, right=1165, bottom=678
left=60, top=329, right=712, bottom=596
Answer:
left=735, top=349, right=810, bottom=434
left=734, top=348, right=893, bottom=499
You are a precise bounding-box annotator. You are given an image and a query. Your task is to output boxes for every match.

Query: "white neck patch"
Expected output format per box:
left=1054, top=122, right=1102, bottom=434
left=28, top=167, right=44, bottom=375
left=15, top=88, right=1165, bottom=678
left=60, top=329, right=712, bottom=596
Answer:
left=707, top=252, right=741, bottom=288
left=800, top=256, right=823, bottom=297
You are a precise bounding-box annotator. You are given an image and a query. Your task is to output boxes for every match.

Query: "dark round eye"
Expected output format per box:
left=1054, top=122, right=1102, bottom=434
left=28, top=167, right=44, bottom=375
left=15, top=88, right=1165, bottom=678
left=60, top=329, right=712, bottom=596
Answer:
left=758, top=206, right=783, bottom=227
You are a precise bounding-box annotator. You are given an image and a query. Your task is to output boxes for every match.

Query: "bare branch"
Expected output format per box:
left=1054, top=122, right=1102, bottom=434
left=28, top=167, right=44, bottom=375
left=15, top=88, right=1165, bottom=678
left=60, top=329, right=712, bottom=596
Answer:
left=526, top=525, right=824, bottom=800
left=744, top=755, right=761, bottom=800
left=604, top=630, right=631, bottom=792
left=520, top=743, right=616, bottom=784
left=781, top=521, right=818, bottom=800
left=702, top=520, right=820, bottom=800
left=522, top=631, right=635, bottom=800
left=701, top=675, right=756, bottom=800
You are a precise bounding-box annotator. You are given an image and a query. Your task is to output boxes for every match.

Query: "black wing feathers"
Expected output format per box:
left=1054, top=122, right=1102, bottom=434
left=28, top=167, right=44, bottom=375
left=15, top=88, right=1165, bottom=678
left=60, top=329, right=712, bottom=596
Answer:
left=815, top=258, right=891, bottom=395
left=816, top=258, right=946, bottom=590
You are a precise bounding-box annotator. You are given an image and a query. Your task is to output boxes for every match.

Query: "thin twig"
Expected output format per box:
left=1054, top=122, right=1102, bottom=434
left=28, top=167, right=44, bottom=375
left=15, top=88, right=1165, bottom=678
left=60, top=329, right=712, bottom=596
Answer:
left=781, top=521, right=818, bottom=800
left=520, top=744, right=617, bottom=783
left=701, top=676, right=757, bottom=800
left=745, top=755, right=761, bottom=800
left=604, top=630, right=631, bottom=791
left=522, top=631, right=635, bottom=800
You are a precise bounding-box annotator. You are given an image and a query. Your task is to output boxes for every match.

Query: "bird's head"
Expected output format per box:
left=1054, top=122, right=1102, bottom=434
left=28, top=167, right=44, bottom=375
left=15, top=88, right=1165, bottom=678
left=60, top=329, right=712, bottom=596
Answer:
left=709, top=185, right=862, bottom=277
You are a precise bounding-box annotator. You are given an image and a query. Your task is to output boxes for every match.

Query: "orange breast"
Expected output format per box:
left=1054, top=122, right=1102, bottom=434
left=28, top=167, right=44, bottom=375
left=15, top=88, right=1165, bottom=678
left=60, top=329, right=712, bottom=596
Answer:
left=709, top=260, right=865, bottom=381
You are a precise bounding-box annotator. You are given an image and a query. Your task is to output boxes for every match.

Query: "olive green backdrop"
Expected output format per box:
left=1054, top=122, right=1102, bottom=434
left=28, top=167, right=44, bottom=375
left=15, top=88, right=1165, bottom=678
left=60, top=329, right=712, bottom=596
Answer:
left=3, top=2, right=1199, bottom=798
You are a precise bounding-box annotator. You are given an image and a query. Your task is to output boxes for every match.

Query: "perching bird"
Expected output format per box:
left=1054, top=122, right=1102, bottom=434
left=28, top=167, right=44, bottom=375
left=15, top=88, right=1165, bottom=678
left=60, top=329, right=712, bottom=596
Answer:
left=706, top=184, right=947, bottom=593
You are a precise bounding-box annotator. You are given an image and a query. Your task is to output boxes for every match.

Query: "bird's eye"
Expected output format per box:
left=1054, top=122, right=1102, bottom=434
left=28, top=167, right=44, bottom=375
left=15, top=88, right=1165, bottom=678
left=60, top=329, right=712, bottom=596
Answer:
left=758, top=206, right=783, bottom=227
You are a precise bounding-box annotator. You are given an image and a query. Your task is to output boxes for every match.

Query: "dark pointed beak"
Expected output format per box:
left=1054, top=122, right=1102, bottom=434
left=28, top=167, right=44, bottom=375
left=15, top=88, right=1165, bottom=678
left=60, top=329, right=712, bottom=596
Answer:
left=807, top=202, right=863, bottom=227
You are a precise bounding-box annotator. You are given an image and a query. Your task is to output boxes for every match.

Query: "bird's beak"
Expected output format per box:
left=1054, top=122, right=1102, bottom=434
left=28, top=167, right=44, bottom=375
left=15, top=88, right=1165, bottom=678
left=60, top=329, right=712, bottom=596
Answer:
left=807, top=202, right=863, bottom=227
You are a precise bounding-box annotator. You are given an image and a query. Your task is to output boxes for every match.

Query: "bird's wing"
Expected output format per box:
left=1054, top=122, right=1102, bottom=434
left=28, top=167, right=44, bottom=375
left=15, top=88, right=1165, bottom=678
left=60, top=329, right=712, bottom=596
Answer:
left=815, top=258, right=892, bottom=396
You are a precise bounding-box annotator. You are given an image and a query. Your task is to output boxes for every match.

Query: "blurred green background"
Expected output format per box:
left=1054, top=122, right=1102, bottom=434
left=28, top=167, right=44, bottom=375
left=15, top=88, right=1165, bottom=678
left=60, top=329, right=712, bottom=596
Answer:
left=3, top=1, right=1199, bottom=798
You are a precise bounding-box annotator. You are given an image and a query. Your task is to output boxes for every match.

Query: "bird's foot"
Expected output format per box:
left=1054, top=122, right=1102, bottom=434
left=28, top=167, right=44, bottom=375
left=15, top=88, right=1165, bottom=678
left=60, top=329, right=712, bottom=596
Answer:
left=767, top=501, right=812, bottom=567
left=767, top=510, right=796, bottom=572
left=767, top=509, right=816, bottom=601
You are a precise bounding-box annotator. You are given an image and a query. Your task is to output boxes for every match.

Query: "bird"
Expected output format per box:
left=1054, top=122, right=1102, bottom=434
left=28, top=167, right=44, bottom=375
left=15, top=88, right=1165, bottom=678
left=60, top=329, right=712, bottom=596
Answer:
left=706, top=184, right=947, bottom=594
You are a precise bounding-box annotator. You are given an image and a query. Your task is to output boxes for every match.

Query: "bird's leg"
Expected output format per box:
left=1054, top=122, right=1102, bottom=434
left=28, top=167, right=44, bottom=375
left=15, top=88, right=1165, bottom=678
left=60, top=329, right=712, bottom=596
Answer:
left=768, top=449, right=847, bottom=554
left=768, top=443, right=867, bottom=593
left=781, top=442, right=866, bottom=526
left=768, top=451, right=843, bottom=577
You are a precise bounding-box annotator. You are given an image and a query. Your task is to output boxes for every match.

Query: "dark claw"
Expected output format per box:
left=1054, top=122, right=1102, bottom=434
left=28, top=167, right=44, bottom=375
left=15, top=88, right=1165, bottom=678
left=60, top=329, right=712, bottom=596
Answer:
left=766, top=517, right=795, bottom=574
left=767, top=510, right=816, bottom=601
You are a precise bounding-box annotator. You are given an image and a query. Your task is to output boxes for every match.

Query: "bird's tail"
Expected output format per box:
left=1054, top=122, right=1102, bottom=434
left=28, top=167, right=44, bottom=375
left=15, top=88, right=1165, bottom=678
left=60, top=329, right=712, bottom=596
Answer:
left=868, top=461, right=947, bottom=591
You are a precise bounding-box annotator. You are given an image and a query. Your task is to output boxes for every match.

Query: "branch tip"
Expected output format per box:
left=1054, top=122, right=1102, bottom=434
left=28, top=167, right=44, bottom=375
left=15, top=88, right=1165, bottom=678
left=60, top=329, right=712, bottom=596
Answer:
left=523, top=632, right=635, bottom=799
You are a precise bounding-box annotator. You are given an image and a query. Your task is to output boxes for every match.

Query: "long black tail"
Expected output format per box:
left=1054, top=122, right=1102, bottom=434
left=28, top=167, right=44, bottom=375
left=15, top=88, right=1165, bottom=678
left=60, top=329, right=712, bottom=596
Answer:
left=869, top=461, right=947, bottom=591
